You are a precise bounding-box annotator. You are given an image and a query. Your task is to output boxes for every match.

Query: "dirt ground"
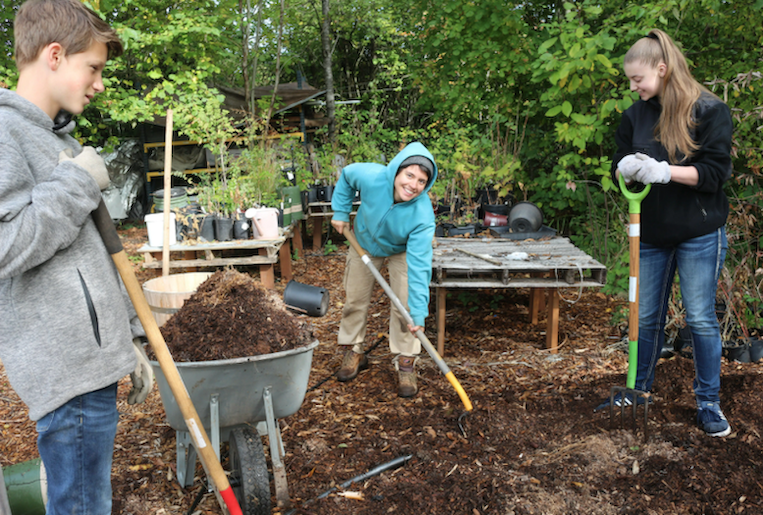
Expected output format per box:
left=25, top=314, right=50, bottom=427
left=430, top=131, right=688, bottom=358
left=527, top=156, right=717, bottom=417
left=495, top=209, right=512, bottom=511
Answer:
left=1, top=224, right=762, bottom=515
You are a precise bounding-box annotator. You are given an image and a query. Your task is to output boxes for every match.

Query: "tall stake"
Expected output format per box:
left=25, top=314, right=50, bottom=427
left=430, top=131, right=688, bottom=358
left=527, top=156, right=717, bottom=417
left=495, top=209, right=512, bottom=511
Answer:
left=162, top=110, right=173, bottom=277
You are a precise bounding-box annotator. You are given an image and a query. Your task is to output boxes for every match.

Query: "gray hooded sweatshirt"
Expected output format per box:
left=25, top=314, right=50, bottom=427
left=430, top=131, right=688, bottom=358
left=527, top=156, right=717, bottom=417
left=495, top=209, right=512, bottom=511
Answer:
left=0, top=89, right=137, bottom=421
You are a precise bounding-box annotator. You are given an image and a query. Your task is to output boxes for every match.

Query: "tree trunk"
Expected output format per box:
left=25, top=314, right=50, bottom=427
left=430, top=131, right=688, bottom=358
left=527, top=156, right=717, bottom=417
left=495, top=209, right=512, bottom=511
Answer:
left=321, top=0, right=336, bottom=142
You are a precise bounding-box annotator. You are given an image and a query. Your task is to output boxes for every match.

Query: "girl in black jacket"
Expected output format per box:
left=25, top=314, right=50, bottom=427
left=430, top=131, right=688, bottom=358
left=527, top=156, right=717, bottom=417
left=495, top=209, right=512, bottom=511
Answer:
left=602, top=29, right=733, bottom=437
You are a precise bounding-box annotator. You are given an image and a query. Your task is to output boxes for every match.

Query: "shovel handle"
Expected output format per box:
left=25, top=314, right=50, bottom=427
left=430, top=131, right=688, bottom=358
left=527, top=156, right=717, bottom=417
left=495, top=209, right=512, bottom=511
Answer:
left=91, top=201, right=242, bottom=515
left=617, top=173, right=651, bottom=215
left=342, top=227, right=473, bottom=411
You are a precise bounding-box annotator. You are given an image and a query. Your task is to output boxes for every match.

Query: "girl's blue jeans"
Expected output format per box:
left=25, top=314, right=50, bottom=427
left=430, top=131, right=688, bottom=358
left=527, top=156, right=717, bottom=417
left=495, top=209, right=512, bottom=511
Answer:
left=635, top=227, right=727, bottom=404
left=36, top=382, right=119, bottom=515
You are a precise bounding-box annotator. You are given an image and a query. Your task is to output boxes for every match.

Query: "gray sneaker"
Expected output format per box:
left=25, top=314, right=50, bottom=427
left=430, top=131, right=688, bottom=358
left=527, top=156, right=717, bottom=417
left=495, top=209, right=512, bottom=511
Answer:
left=697, top=401, right=731, bottom=437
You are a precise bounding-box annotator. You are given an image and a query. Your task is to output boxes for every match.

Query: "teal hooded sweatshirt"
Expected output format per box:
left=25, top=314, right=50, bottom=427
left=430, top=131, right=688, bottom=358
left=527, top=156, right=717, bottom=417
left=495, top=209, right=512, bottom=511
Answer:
left=331, top=142, right=437, bottom=327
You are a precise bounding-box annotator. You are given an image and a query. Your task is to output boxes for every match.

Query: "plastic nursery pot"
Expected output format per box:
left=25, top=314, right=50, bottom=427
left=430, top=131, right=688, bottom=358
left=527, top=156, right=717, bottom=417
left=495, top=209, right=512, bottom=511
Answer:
left=447, top=224, right=476, bottom=237
left=748, top=339, right=763, bottom=363
left=508, top=201, right=543, bottom=233
left=199, top=214, right=217, bottom=242
left=213, top=216, right=234, bottom=242
left=283, top=280, right=330, bottom=317
left=725, top=339, right=751, bottom=363
left=233, top=217, right=250, bottom=240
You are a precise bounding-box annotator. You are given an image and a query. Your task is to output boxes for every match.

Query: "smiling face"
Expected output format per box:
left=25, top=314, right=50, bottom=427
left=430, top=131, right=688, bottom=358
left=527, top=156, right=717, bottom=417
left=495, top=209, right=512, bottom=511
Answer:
left=393, top=164, right=429, bottom=203
left=51, top=41, right=108, bottom=115
left=624, top=59, right=666, bottom=101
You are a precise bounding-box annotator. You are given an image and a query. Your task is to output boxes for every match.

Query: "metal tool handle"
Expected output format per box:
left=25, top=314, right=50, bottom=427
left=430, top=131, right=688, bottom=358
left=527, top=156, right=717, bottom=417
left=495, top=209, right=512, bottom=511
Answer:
left=91, top=200, right=243, bottom=515
left=342, top=227, right=473, bottom=411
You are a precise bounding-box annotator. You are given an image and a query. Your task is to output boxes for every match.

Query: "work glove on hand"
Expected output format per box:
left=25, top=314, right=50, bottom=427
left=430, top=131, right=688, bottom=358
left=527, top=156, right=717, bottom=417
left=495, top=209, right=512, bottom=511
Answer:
left=59, top=147, right=110, bottom=190
left=631, top=152, right=671, bottom=184
left=128, top=338, right=154, bottom=405
left=616, top=154, right=642, bottom=183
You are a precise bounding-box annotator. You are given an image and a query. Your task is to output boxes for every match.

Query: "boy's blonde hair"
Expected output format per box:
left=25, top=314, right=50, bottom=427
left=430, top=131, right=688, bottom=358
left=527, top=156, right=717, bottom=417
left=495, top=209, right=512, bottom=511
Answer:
left=14, top=0, right=123, bottom=71
left=624, top=29, right=717, bottom=164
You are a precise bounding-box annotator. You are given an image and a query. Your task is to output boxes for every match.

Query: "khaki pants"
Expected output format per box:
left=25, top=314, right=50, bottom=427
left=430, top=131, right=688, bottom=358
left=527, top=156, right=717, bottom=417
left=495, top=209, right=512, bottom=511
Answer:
left=337, top=246, right=421, bottom=356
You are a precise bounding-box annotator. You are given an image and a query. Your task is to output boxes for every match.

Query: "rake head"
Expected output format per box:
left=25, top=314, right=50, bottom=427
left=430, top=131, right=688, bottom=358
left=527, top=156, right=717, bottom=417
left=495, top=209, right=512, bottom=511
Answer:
left=609, top=386, right=651, bottom=441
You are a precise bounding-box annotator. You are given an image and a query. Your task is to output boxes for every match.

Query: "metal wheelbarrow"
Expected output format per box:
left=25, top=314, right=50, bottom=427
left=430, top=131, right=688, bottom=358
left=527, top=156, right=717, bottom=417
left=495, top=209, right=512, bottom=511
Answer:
left=150, top=339, right=319, bottom=513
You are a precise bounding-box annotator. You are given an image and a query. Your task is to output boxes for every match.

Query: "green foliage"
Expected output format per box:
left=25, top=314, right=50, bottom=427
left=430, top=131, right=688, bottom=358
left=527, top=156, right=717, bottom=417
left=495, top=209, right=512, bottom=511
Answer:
left=323, top=239, right=339, bottom=255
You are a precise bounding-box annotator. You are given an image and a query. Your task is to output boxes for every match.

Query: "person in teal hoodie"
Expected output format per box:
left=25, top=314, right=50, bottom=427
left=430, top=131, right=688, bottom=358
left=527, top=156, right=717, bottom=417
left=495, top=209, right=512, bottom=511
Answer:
left=330, top=142, right=437, bottom=397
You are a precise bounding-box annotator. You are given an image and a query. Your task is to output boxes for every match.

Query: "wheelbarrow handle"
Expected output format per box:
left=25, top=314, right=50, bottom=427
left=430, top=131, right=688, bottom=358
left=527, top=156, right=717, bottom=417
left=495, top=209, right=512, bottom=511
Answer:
left=342, top=227, right=473, bottom=412
left=91, top=200, right=243, bottom=515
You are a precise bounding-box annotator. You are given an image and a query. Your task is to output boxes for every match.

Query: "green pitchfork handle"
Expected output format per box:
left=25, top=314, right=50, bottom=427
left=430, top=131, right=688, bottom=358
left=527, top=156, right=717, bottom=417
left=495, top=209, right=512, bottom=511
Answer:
left=618, top=174, right=651, bottom=389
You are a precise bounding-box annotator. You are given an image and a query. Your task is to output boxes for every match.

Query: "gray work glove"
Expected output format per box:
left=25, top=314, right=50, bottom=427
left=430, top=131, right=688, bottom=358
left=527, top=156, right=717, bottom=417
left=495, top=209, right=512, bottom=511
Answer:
left=59, top=147, right=110, bottom=190
left=128, top=338, right=154, bottom=405
left=631, top=152, right=671, bottom=184
left=617, top=154, right=642, bottom=183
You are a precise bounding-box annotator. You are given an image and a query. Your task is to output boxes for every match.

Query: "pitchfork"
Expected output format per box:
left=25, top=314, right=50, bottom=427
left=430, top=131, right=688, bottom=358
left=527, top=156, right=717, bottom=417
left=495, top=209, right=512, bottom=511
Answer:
left=610, top=174, right=652, bottom=440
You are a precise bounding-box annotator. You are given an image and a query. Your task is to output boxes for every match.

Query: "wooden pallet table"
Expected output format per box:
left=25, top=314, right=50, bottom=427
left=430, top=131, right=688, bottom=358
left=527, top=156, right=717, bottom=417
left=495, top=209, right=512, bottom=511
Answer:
left=431, top=236, right=607, bottom=354
left=138, top=224, right=297, bottom=289
left=305, top=201, right=360, bottom=249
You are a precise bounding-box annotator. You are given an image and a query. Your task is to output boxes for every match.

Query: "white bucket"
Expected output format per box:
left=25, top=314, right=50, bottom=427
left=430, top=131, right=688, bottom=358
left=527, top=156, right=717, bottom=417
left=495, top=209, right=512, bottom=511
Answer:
left=145, top=212, right=177, bottom=247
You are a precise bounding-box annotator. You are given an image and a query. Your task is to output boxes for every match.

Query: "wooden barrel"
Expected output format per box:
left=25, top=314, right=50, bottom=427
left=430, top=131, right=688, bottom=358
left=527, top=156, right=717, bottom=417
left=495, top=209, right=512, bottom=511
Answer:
left=142, top=272, right=213, bottom=327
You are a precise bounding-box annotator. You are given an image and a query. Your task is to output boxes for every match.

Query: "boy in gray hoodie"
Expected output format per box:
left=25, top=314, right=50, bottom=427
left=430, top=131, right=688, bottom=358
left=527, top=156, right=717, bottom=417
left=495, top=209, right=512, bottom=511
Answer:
left=0, top=1, right=151, bottom=512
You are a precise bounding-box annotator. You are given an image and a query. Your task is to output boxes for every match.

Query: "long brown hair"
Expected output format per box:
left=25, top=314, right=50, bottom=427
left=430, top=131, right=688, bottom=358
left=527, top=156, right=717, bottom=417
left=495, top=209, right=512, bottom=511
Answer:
left=624, top=29, right=714, bottom=163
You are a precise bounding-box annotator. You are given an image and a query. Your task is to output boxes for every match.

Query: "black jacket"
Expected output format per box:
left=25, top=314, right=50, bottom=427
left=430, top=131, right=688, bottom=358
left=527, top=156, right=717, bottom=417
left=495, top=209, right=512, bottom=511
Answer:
left=611, top=92, right=733, bottom=247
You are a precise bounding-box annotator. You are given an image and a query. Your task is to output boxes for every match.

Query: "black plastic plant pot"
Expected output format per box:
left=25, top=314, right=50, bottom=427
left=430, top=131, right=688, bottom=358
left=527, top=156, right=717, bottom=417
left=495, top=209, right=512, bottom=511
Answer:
left=283, top=280, right=330, bottom=317
left=748, top=339, right=763, bottom=363
left=307, top=185, right=320, bottom=204
left=233, top=217, right=250, bottom=240
left=214, top=216, right=234, bottom=242
left=725, top=339, right=751, bottom=363
left=199, top=214, right=217, bottom=242
left=318, top=185, right=334, bottom=202
left=508, top=201, right=543, bottom=233
left=447, top=224, right=476, bottom=237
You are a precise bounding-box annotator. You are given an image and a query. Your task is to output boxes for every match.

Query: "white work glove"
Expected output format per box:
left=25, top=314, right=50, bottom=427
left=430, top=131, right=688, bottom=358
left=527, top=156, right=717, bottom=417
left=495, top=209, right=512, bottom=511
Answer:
left=128, top=338, right=154, bottom=405
left=631, top=152, right=671, bottom=184
left=59, top=147, right=110, bottom=190
left=617, top=154, right=642, bottom=183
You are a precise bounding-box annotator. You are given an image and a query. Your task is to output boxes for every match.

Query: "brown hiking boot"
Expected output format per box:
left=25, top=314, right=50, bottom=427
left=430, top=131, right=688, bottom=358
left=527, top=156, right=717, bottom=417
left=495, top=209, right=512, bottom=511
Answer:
left=336, top=349, right=368, bottom=382
left=395, top=355, right=418, bottom=398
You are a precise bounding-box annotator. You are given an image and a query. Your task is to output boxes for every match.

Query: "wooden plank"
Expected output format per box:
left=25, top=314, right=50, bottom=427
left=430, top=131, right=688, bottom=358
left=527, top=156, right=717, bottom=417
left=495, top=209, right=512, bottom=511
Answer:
left=143, top=254, right=278, bottom=269
left=431, top=277, right=605, bottom=289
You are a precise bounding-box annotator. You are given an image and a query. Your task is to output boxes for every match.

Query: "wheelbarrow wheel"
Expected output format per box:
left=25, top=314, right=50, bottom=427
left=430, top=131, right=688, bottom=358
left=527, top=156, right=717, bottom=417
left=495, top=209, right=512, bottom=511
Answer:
left=229, top=426, right=271, bottom=515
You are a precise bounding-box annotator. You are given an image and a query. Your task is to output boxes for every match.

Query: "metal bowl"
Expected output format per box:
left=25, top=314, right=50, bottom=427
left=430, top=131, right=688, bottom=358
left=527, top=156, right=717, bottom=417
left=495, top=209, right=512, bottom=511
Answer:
left=508, top=201, right=543, bottom=233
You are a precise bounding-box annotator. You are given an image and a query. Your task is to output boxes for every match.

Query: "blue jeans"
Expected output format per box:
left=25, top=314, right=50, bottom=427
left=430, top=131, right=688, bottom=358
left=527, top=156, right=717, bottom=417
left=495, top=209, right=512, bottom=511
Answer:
left=634, top=227, right=727, bottom=404
left=36, top=383, right=119, bottom=515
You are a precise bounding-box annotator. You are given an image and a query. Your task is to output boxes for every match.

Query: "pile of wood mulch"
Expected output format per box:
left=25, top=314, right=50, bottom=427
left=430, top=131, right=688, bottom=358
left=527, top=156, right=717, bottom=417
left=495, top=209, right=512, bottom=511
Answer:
left=156, top=268, right=314, bottom=362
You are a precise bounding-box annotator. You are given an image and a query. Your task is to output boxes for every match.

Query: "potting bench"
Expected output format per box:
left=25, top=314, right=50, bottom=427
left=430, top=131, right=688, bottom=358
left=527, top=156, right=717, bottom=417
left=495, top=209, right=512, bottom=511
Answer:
left=431, top=236, right=607, bottom=354
left=137, top=222, right=301, bottom=289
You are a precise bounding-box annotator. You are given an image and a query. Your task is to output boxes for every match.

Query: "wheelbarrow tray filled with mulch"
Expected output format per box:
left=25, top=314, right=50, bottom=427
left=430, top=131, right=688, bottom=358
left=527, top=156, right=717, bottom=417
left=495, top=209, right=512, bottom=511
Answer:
left=147, top=268, right=318, bottom=512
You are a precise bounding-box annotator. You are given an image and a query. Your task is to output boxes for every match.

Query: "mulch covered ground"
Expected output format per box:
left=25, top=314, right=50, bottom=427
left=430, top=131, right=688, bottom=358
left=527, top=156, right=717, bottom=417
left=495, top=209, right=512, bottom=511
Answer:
left=1, top=224, right=762, bottom=515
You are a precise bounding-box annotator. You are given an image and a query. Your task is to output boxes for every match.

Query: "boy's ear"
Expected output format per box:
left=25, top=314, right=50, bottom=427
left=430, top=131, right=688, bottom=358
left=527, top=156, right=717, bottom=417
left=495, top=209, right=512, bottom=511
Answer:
left=44, top=43, right=66, bottom=70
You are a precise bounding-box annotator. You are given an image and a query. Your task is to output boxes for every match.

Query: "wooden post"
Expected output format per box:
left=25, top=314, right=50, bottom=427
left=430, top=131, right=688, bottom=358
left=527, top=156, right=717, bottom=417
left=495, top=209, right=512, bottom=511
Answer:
left=161, top=110, right=173, bottom=277
left=279, top=239, right=293, bottom=282
left=292, top=220, right=304, bottom=259
left=437, top=287, right=447, bottom=356
left=546, top=288, right=560, bottom=353
left=312, top=216, right=322, bottom=249
left=259, top=248, right=275, bottom=289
